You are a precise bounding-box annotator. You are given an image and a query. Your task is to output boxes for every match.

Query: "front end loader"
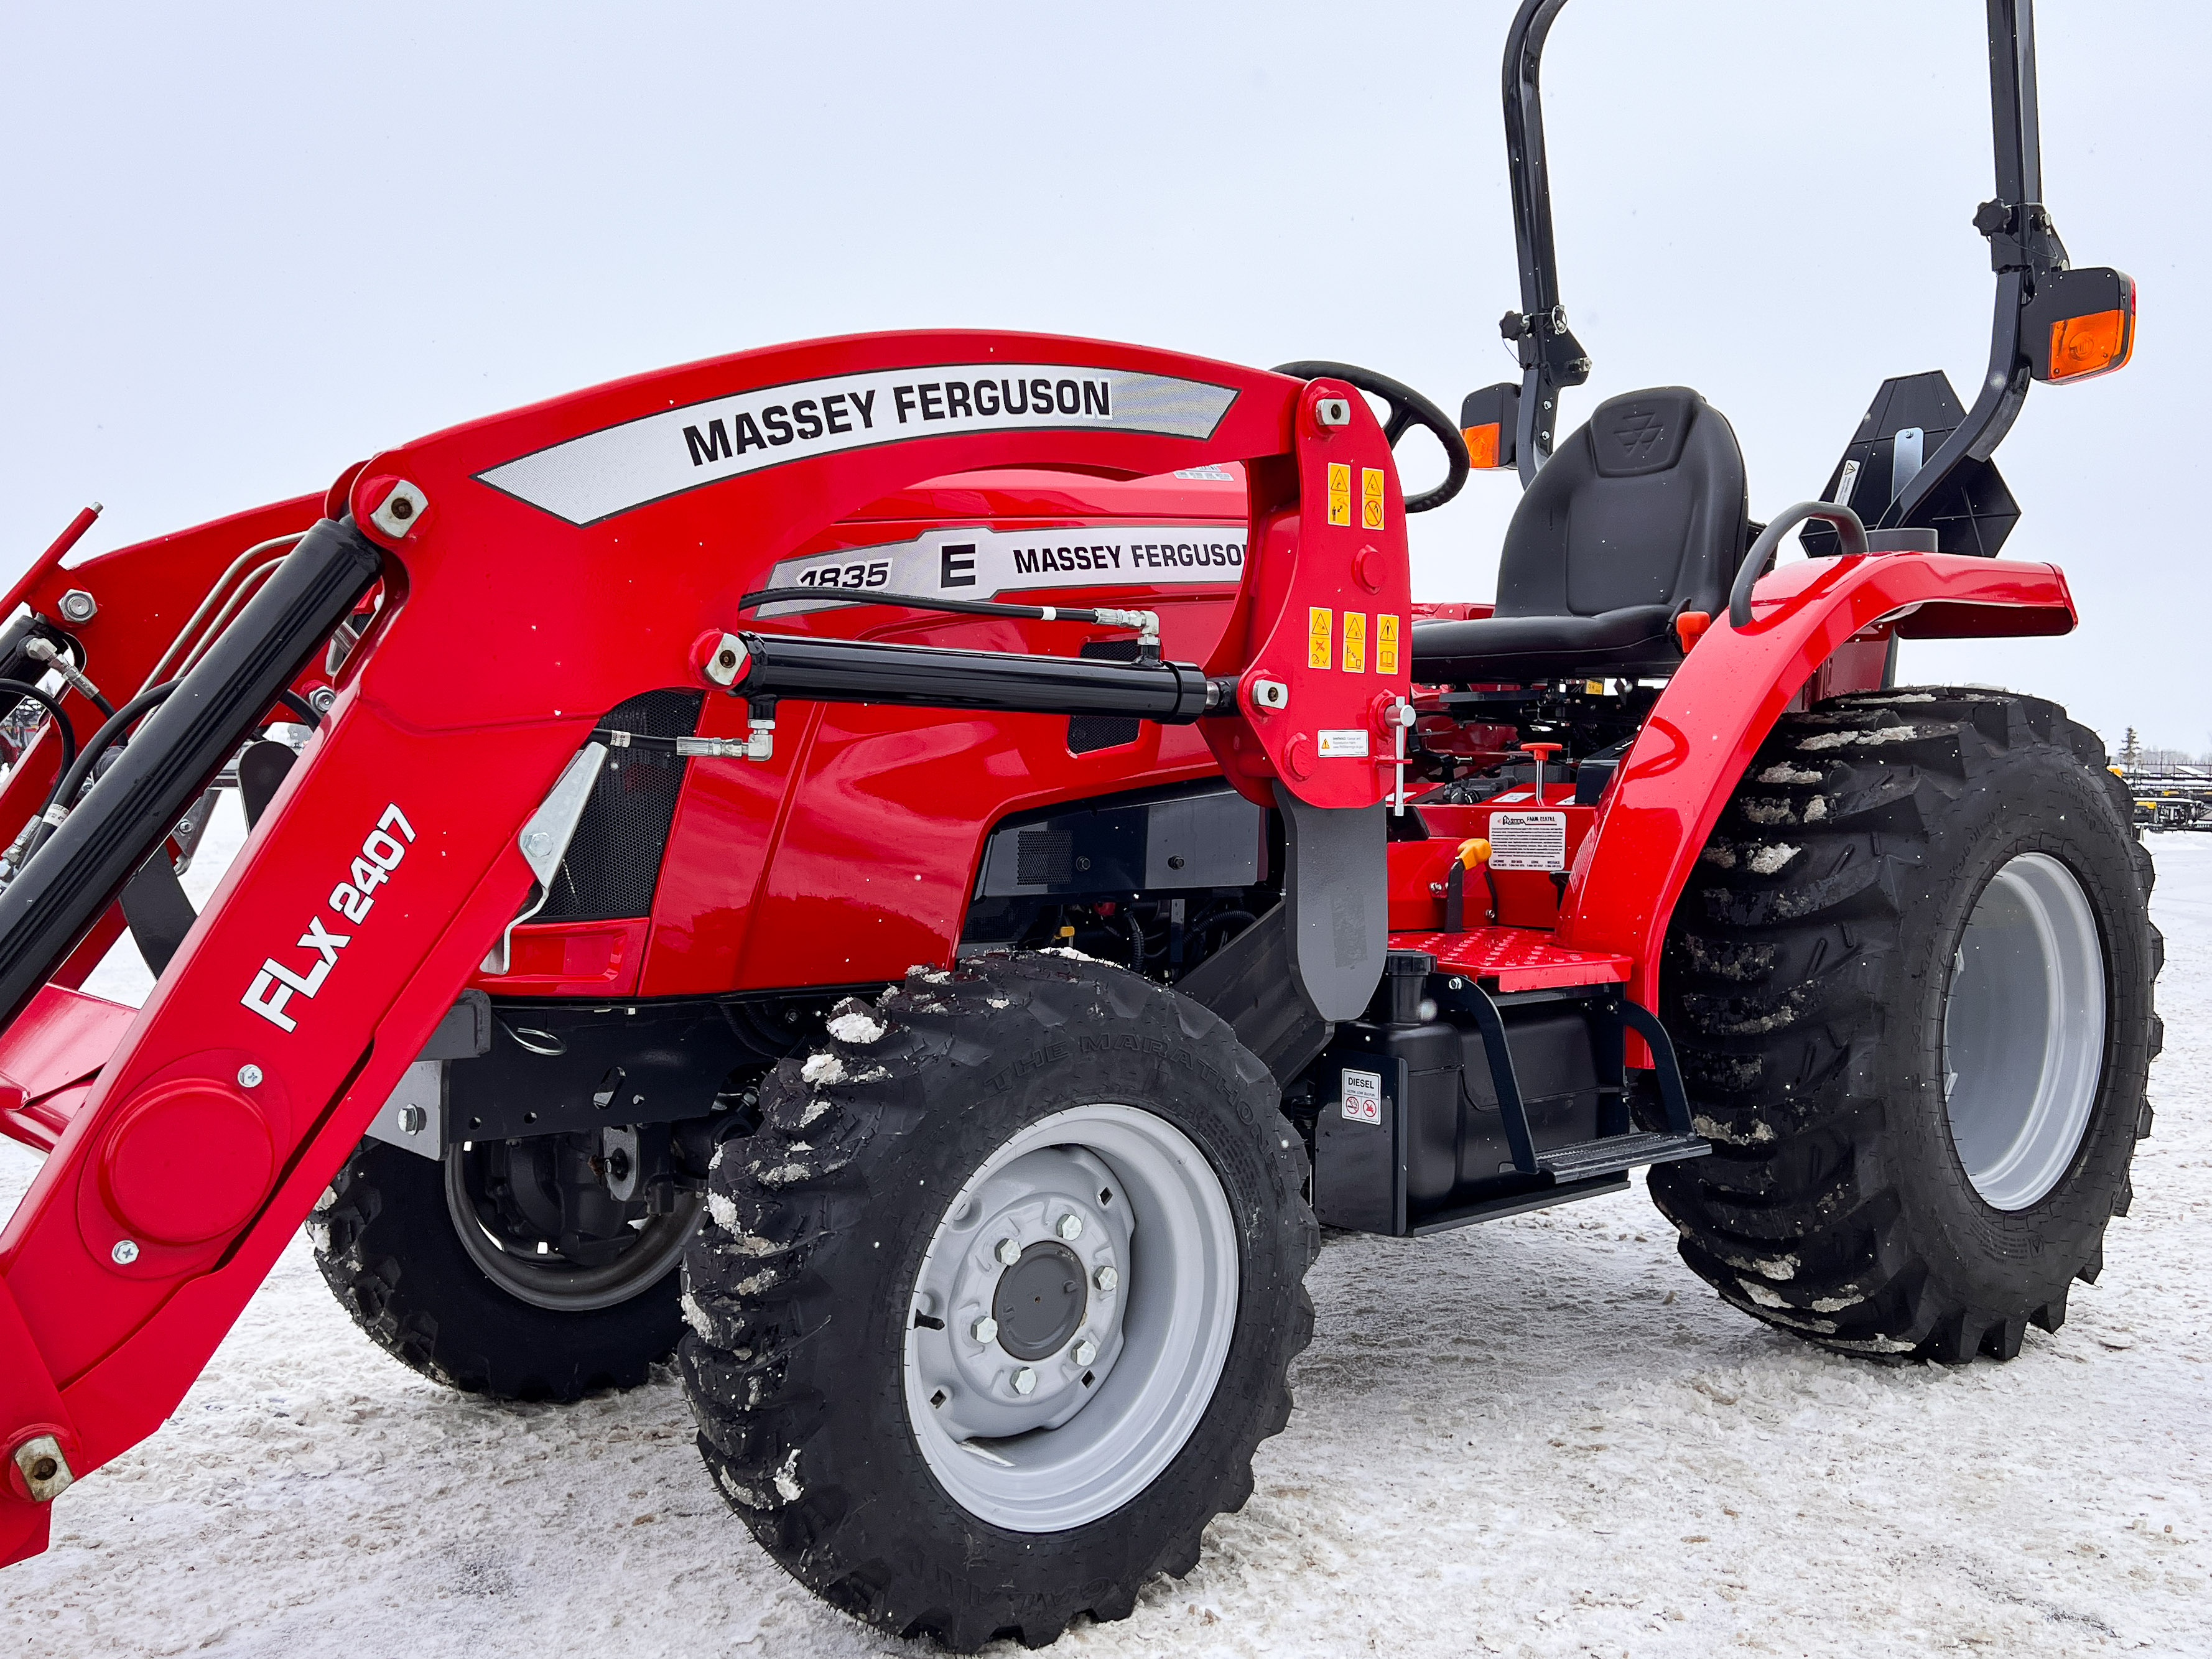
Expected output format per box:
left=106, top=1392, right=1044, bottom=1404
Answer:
left=0, top=0, right=2156, bottom=1648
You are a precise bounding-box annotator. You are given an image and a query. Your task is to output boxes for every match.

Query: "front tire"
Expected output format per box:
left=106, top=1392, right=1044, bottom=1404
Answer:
left=1651, top=689, right=2161, bottom=1361
left=311, top=1135, right=697, bottom=1400
left=679, top=952, right=1316, bottom=1651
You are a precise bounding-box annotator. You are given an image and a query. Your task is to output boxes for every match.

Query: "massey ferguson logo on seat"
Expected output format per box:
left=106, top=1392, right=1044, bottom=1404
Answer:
left=1612, top=407, right=1668, bottom=460
left=476, top=363, right=1240, bottom=526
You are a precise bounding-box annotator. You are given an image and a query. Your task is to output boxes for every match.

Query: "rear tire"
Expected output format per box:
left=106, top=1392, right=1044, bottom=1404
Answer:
left=310, top=1136, right=694, bottom=1400
left=679, top=952, right=1315, bottom=1651
left=1650, top=688, right=2161, bottom=1361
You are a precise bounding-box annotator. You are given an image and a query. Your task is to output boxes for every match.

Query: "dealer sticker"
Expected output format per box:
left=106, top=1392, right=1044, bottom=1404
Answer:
left=1489, top=810, right=1568, bottom=872
left=1340, top=1067, right=1383, bottom=1124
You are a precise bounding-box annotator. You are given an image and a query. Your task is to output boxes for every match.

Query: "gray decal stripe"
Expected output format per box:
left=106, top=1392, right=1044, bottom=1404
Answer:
left=760, top=523, right=1249, bottom=613
left=475, top=364, right=1240, bottom=526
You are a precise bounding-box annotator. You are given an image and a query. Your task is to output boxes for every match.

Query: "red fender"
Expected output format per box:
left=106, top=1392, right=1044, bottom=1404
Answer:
left=1556, top=547, right=2077, bottom=1011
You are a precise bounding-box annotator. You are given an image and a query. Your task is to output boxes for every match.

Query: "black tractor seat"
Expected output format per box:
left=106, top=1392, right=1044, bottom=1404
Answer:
left=1411, top=386, right=1750, bottom=684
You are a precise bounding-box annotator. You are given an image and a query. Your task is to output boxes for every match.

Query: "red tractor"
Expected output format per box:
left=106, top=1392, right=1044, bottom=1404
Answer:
left=0, top=0, right=2157, bottom=1647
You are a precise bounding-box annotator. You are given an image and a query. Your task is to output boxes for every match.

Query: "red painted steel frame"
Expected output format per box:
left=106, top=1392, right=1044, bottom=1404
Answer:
left=1555, top=549, right=2076, bottom=1010
left=0, top=328, right=1406, bottom=1563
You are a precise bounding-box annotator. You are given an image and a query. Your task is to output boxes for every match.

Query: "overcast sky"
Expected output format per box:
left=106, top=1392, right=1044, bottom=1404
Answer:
left=3, top=1, right=2202, bottom=753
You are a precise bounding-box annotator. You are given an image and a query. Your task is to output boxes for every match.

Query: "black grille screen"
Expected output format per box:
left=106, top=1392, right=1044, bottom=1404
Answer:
left=1067, top=639, right=1141, bottom=754
left=537, top=689, right=704, bottom=923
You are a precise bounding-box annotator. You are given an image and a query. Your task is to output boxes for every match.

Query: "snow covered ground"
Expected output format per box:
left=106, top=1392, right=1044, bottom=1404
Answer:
left=3, top=815, right=2207, bottom=1657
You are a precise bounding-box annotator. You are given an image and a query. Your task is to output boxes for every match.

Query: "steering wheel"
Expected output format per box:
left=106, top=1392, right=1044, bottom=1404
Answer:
left=1271, top=360, right=1471, bottom=513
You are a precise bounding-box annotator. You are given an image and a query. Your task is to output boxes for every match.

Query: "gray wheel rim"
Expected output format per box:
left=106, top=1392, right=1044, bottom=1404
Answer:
left=444, top=1151, right=701, bottom=1313
left=1942, top=852, right=2106, bottom=1211
left=903, top=1104, right=1240, bottom=1533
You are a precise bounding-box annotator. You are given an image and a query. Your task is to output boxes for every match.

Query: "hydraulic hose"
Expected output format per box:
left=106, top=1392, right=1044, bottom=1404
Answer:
left=0, top=679, right=80, bottom=777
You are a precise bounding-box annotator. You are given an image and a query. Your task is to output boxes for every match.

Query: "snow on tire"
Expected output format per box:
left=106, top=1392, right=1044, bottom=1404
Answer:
left=1650, top=688, right=2160, bottom=1362
left=677, top=950, right=1316, bottom=1651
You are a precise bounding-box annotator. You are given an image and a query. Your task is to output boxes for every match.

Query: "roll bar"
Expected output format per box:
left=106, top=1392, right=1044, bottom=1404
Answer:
left=1499, top=0, right=2071, bottom=508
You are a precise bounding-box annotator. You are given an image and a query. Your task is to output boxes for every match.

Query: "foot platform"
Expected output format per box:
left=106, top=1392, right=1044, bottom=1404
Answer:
left=1537, top=1129, right=1710, bottom=1183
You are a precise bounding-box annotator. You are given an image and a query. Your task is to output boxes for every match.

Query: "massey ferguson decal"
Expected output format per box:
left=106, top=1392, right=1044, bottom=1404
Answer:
left=758, top=523, right=1247, bottom=610
left=241, top=805, right=416, bottom=1033
left=475, top=363, right=1240, bottom=525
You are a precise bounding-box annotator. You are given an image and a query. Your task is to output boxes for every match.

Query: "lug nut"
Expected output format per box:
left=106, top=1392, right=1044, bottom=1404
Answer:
left=971, top=1316, right=999, bottom=1345
left=1056, top=1214, right=1084, bottom=1241
left=1011, top=1367, right=1037, bottom=1396
left=1071, top=1338, right=1097, bottom=1366
left=1095, top=1265, right=1118, bottom=1292
left=995, top=1237, right=1021, bottom=1266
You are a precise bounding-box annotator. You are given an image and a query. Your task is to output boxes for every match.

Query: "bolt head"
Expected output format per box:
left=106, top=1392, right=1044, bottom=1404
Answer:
left=1094, top=1265, right=1118, bottom=1292
left=995, top=1237, right=1021, bottom=1266
left=1071, top=1338, right=1097, bottom=1366
left=58, top=590, right=96, bottom=623
left=111, top=1239, right=139, bottom=1265
left=971, top=1316, right=999, bottom=1345
left=1056, top=1213, right=1084, bottom=1241
left=1011, top=1367, right=1038, bottom=1396
left=397, top=1104, right=427, bottom=1135
left=236, top=1064, right=263, bottom=1088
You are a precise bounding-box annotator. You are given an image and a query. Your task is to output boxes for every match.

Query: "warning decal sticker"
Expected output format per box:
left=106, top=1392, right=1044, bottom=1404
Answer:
left=757, top=522, right=1247, bottom=610
left=1362, top=467, right=1385, bottom=530
left=1341, top=1067, right=1382, bottom=1124
left=1489, top=811, right=1568, bottom=872
left=1317, top=728, right=1370, bottom=758
left=1327, top=462, right=1352, bottom=527
left=1376, top=613, right=1400, bottom=675
left=1308, top=607, right=1334, bottom=669
left=1342, top=611, right=1367, bottom=673
left=477, top=363, right=1240, bottom=526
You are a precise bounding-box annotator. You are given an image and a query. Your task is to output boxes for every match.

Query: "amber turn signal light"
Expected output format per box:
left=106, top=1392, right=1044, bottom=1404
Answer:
left=2047, top=309, right=2133, bottom=383
left=1462, top=423, right=1506, bottom=470
left=2024, top=267, right=2135, bottom=384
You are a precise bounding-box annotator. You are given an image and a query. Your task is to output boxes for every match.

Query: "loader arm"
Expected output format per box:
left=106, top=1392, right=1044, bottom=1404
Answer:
left=0, top=329, right=1411, bottom=1561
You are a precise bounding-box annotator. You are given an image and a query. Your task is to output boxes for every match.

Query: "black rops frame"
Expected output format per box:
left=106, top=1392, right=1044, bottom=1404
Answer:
left=1497, top=0, right=2083, bottom=514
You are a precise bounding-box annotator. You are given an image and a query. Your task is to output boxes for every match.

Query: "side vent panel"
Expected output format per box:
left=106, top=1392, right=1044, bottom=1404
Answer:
left=536, top=689, right=705, bottom=923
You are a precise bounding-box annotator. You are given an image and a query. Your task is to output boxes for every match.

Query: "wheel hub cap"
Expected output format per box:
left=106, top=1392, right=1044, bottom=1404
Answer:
left=993, top=1241, right=1089, bottom=1360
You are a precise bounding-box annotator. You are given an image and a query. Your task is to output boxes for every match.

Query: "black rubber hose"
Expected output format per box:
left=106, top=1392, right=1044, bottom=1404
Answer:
left=19, top=682, right=182, bottom=865
left=49, top=682, right=179, bottom=811
left=272, top=687, right=321, bottom=728
left=1728, top=502, right=1869, bottom=631
left=0, top=679, right=79, bottom=776
left=1271, top=360, right=1471, bottom=513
